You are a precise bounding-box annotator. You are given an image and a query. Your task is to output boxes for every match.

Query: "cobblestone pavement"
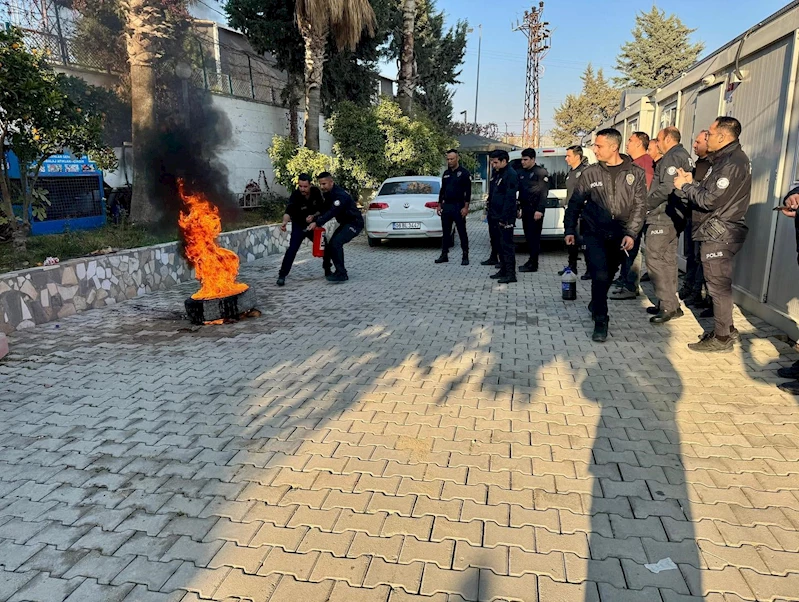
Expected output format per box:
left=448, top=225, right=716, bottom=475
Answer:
left=2, top=217, right=799, bottom=602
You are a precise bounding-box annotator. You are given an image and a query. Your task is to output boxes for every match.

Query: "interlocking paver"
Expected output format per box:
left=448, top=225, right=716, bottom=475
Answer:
left=2, top=218, right=799, bottom=602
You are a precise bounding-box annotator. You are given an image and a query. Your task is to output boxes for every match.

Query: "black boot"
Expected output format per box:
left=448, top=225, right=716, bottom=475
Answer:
left=592, top=317, right=609, bottom=343
left=481, top=257, right=499, bottom=266
left=435, top=254, right=449, bottom=264
left=498, top=274, right=517, bottom=284
left=490, top=271, right=506, bottom=280
left=461, top=256, right=469, bottom=266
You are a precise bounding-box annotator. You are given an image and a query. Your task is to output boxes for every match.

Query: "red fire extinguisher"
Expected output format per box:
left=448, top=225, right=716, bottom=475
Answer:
left=312, top=227, right=326, bottom=257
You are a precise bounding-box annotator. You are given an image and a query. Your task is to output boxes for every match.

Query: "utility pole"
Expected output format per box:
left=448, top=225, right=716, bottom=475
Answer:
left=513, top=2, right=551, bottom=148
left=473, top=24, right=482, bottom=127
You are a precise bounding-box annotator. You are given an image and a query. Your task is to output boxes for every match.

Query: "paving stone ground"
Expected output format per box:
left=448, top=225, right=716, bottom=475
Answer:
left=1, top=217, right=799, bottom=602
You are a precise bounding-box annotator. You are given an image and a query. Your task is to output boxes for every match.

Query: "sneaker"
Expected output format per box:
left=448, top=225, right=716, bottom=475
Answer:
left=326, top=273, right=348, bottom=283
left=777, top=380, right=799, bottom=395
left=649, top=308, right=685, bottom=324
left=481, top=258, right=499, bottom=266
left=461, top=257, right=470, bottom=266
left=730, top=327, right=741, bottom=343
left=435, top=255, right=449, bottom=264
left=610, top=288, right=637, bottom=300
left=592, top=317, right=609, bottom=342
left=276, top=277, right=285, bottom=287
left=688, top=332, right=734, bottom=353
left=498, top=275, right=517, bottom=284
left=581, top=273, right=592, bottom=281
left=518, top=265, right=538, bottom=273
left=490, top=271, right=505, bottom=280
left=777, top=361, right=799, bottom=380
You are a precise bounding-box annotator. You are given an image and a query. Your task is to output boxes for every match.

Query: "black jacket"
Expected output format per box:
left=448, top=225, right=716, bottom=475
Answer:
left=565, top=155, right=647, bottom=240
left=439, top=166, right=472, bottom=206
left=784, top=186, right=799, bottom=265
left=566, top=158, right=589, bottom=203
left=646, top=143, right=693, bottom=226
left=517, top=164, right=549, bottom=213
left=285, top=186, right=325, bottom=224
left=316, top=184, right=364, bottom=229
left=487, top=165, right=519, bottom=225
left=681, top=140, right=751, bottom=243
left=693, top=156, right=711, bottom=182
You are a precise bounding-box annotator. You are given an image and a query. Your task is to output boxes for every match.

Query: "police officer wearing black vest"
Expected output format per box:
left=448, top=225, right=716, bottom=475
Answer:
left=487, top=150, right=519, bottom=284
left=307, top=172, right=364, bottom=284
left=565, top=128, right=647, bottom=342
left=277, top=173, right=327, bottom=286
left=516, top=148, right=549, bottom=272
left=435, top=149, right=471, bottom=265
left=674, top=116, right=751, bottom=352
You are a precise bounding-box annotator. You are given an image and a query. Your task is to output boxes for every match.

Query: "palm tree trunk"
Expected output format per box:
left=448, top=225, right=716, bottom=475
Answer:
left=298, top=13, right=328, bottom=152
left=397, top=0, right=416, bottom=115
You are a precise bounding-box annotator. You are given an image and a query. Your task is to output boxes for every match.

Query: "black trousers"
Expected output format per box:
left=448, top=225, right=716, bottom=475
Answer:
left=683, top=222, right=705, bottom=294
left=584, top=234, right=625, bottom=320
left=279, top=225, right=316, bottom=278
left=521, top=207, right=543, bottom=267
left=325, top=222, right=363, bottom=277
left=487, top=216, right=501, bottom=261
left=498, top=223, right=516, bottom=276
left=701, top=240, right=743, bottom=337
left=646, top=221, right=682, bottom=313
left=441, top=204, right=469, bottom=256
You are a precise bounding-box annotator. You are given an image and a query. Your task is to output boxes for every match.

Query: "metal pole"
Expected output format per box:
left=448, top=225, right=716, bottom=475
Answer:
left=473, top=24, right=481, bottom=127
left=247, top=55, right=255, bottom=99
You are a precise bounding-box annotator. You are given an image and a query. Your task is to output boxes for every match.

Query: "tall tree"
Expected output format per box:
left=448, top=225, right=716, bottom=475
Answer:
left=295, top=0, right=377, bottom=151
left=615, top=6, right=704, bottom=89
left=552, top=65, right=619, bottom=146
left=396, top=0, right=416, bottom=114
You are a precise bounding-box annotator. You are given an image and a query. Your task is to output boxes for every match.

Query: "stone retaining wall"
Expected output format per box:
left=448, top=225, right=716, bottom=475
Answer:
left=0, top=224, right=289, bottom=334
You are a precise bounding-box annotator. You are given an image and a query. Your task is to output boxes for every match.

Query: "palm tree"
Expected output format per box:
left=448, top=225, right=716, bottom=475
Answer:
left=396, top=0, right=415, bottom=115
left=295, top=0, right=376, bottom=151
left=122, top=0, right=173, bottom=223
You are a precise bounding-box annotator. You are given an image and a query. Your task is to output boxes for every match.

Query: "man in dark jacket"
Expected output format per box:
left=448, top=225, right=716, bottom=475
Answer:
left=644, top=126, right=694, bottom=324
left=681, top=130, right=712, bottom=307
left=561, top=145, right=591, bottom=278
left=516, top=148, right=549, bottom=272
left=565, top=128, right=647, bottom=342
left=674, top=116, right=751, bottom=352
left=435, top=149, right=471, bottom=265
left=487, top=150, right=519, bottom=284
left=776, top=189, right=799, bottom=395
left=277, top=173, right=327, bottom=286
left=307, top=172, right=364, bottom=284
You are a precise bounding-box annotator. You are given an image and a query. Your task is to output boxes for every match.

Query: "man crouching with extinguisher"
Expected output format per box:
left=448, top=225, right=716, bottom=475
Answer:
left=307, top=172, right=364, bottom=283
left=277, top=173, right=327, bottom=287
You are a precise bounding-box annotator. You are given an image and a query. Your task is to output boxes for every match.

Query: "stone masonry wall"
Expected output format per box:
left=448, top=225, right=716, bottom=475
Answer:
left=0, top=224, right=289, bottom=334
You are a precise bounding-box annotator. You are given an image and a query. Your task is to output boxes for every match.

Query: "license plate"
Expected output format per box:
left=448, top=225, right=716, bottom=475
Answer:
left=393, top=222, right=421, bottom=230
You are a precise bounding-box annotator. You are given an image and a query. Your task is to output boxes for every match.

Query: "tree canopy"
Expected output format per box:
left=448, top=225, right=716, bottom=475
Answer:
left=552, top=65, right=619, bottom=147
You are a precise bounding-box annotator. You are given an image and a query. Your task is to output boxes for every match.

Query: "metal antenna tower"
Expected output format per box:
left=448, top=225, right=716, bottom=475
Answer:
left=513, top=2, right=551, bottom=148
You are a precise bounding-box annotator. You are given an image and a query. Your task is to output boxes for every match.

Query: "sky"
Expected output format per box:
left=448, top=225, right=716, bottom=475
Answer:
left=386, top=0, right=791, bottom=137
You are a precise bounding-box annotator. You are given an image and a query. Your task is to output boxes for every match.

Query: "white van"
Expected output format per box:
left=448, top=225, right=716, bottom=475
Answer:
left=508, top=146, right=596, bottom=241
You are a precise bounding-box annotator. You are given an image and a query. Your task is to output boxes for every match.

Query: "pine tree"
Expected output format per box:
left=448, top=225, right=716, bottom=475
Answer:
left=615, top=5, right=704, bottom=89
left=552, top=65, right=620, bottom=146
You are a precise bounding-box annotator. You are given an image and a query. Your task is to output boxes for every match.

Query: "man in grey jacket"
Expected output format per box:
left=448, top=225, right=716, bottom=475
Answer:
left=645, top=126, right=694, bottom=324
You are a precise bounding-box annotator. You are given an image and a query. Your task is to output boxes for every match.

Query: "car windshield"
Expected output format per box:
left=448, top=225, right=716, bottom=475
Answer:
left=510, top=156, right=569, bottom=191
left=378, top=180, right=440, bottom=196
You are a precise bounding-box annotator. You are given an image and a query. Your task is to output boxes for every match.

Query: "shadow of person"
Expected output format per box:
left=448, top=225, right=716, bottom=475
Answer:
left=582, top=340, right=701, bottom=601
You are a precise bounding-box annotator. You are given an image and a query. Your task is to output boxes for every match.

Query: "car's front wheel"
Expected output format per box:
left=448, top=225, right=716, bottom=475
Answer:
left=367, top=237, right=381, bottom=247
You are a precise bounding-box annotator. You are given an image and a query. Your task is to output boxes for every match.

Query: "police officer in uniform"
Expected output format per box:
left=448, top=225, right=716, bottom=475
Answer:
left=486, top=150, right=519, bottom=284
left=435, top=149, right=471, bottom=265
left=565, top=128, right=647, bottom=342
left=674, top=116, right=751, bottom=352
left=776, top=190, right=799, bottom=394
left=681, top=130, right=713, bottom=313
left=277, top=173, right=327, bottom=286
left=516, top=148, right=549, bottom=272
left=561, top=145, right=591, bottom=279
left=307, top=172, right=364, bottom=284
left=645, top=126, right=694, bottom=323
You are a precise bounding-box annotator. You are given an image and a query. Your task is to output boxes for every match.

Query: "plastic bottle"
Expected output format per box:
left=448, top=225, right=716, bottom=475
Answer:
left=561, top=266, right=577, bottom=300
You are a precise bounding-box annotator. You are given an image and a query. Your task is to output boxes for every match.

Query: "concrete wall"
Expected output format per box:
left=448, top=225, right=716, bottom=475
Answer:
left=0, top=224, right=289, bottom=334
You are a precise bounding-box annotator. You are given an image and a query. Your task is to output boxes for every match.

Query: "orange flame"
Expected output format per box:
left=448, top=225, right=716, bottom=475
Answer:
left=177, top=178, right=248, bottom=300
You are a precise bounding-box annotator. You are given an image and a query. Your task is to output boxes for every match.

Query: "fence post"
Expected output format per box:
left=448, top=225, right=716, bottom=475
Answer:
left=247, top=55, right=256, bottom=99
left=228, top=74, right=234, bottom=95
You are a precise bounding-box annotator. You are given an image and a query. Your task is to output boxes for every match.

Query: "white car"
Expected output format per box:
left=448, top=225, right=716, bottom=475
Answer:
left=508, top=147, right=596, bottom=242
left=365, top=176, right=444, bottom=246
